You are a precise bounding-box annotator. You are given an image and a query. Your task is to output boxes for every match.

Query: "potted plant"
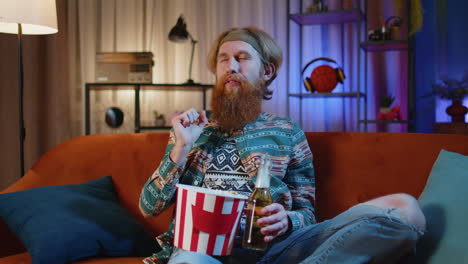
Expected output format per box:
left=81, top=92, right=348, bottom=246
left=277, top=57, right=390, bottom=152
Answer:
left=153, top=111, right=166, bottom=127
left=378, top=94, right=402, bottom=121
left=432, top=72, right=468, bottom=123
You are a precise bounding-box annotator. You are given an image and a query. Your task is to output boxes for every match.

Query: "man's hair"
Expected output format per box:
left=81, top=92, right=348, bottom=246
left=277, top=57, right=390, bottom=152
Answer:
left=207, top=27, right=283, bottom=100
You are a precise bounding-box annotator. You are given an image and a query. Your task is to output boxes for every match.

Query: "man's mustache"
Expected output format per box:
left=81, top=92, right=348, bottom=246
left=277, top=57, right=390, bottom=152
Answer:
left=218, top=73, right=246, bottom=86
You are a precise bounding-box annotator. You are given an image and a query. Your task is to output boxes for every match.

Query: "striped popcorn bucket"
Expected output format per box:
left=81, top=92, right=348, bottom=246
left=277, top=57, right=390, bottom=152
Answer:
left=174, top=184, right=248, bottom=256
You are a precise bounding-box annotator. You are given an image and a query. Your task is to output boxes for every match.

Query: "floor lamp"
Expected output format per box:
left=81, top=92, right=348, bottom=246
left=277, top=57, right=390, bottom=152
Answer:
left=0, top=0, right=58, bottom=176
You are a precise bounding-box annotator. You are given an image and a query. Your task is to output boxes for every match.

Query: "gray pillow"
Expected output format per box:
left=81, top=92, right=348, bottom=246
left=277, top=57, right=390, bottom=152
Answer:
left=416, top=149, right=468, bottom=263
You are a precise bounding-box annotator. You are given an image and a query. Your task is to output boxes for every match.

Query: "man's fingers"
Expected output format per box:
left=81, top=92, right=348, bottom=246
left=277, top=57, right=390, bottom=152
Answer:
left=178, top=109, right=202, bottom=127
left=257, top=211, right=285, bottom=226
left=188, top=110, right=198, bottom=123
left=257, top=203, right=287, bottom=225
left=261, top=203, right=283, bottom=215
left=198, top=110, right=208, bottom=125
left=255, top=202, right=290, bottom=241
left=260, top=221, right=284, bottom=234
left=172, top=108, right=206, bottom=130
left=261, top=221, right=288, bottom=242
left=181, top=113, right=191, bottom=127
left=185, top=111, right=193, bottom=123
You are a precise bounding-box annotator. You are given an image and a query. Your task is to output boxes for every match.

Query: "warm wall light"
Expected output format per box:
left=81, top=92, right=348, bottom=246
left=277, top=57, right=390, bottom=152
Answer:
left=168, top=15, right=198, bottom=85
left=0, top=0, right=58, bottom=176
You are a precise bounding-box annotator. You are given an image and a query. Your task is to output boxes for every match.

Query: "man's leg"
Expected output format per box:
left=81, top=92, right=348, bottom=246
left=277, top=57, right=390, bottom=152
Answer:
left=167, top=247, right=260, bottom=264
left=362, top=193, right=426, bottom=232
left=258, top=197, right=425, bottom=264
left=167, top=248, right=223, bottom=264
left=296, top=204, right=424, bottom=264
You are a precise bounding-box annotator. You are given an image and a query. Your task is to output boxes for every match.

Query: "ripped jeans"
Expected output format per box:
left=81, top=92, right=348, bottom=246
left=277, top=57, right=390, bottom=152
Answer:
left=168, top=204, right=425, bottom=264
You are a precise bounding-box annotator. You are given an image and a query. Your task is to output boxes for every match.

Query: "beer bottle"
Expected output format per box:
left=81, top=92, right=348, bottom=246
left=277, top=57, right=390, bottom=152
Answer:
left=242, top=154, right=272, bottom=251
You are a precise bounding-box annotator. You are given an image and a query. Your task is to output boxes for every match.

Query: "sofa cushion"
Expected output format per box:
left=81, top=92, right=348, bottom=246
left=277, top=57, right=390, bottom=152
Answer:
left=0, top=252, right=30, bottom=264
left=417, top=149, right=468, bottom=263
left=0, top=176, right=159, bottom=264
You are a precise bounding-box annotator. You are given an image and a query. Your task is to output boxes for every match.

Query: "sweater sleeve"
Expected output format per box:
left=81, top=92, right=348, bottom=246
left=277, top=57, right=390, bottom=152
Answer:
left=139, top=129, right=185, bottom=217
left=285, top=123, right=316, bottom=231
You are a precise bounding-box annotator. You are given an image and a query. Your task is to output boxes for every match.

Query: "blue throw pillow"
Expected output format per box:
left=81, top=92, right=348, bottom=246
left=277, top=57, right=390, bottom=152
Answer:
left=0, top=176, right=159, bottom=264
left=416, top=149, right=468, bottom=263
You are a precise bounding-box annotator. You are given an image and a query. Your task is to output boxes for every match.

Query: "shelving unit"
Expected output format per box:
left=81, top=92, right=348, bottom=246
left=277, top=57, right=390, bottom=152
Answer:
left=358, top=0, right=413, bottom=132
left=290, top=8, right=363, bottom=24
left=288, top=0, right=413, bottom=132
left=288, top=92, right=365, bottom=100
left=360, top=40, right=408, bottom=52
left=288, top=4, right=366, bottom=131
left=85, top=83, right=213, bottom=134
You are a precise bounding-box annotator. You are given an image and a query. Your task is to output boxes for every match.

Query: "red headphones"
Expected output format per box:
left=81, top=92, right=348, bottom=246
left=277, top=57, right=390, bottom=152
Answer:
left=302, top=57, right=346, bottom=93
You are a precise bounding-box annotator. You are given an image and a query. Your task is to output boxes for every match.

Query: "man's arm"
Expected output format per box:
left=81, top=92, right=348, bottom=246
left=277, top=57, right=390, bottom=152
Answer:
left=139, top=109, right=207, bottom=217
left=284, top=127, right=316, bottom=231
left=258, top=122, right=315, bottom=241
left=139, top=129, right=185, bottom=217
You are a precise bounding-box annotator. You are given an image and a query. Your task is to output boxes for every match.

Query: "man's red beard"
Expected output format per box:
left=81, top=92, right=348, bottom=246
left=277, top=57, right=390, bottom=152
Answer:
left=211, top=74, right=264, bottom=132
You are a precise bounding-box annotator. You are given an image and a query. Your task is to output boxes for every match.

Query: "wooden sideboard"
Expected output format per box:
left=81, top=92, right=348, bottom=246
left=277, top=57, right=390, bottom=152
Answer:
left=433, top=123, right=468, bottom=135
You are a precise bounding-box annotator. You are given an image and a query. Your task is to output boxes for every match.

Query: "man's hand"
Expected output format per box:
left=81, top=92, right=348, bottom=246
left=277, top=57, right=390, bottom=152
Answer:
left=172, top=108, right=207, bottom=146
left=170, top=108, right=207, bottom=166
left=257, top=203, right=291, bottom=242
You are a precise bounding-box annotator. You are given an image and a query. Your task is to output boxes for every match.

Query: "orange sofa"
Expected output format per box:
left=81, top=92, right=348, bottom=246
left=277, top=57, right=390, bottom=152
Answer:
left=1, top=132, right=467, bottom=263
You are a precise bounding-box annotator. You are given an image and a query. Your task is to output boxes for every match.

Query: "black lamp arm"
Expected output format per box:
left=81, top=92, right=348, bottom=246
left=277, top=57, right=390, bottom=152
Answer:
left=187, top=33, right=198, bottom=84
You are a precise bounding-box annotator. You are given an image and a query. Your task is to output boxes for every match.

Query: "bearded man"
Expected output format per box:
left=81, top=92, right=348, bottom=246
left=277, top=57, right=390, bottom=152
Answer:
left=139, top=27, right=425, bottom=264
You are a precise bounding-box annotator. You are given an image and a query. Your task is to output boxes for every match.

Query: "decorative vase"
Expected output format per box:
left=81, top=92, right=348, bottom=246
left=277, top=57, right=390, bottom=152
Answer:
left=155, top=117, right=166, bottom=127
left=446, top=100, right=468, bottom=123
left=380, top=107, right=391, bottom=114
left=378, top=107, right=391, bottom=120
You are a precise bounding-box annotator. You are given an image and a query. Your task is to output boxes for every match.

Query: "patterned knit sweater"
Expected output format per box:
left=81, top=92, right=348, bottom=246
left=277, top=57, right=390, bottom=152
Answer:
left=139, top=112, right=316, bottom=264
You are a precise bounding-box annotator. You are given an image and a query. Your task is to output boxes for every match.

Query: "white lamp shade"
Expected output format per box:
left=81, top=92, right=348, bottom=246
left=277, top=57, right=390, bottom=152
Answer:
left=0, top=0, right=58, bottom=35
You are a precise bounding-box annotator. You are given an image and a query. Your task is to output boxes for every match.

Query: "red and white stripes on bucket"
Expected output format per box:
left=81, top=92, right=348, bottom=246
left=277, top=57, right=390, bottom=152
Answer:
left=174, top=184, right=247, bottom=256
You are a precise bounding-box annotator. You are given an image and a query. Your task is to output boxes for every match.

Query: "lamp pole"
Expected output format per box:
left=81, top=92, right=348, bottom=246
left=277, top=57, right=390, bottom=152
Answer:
left=0, top=0, right=58, bottom=177
left=17, top=23, right=25, bottom=176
